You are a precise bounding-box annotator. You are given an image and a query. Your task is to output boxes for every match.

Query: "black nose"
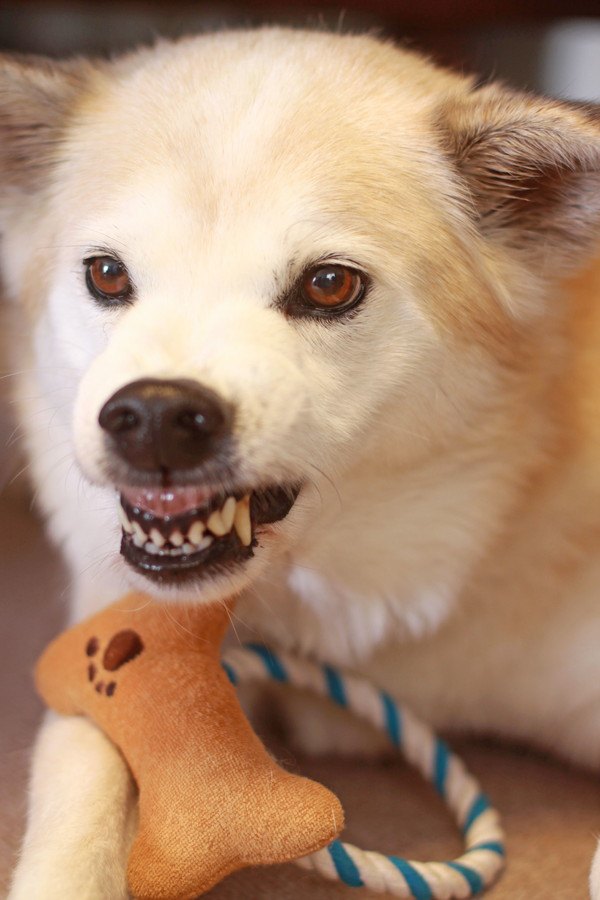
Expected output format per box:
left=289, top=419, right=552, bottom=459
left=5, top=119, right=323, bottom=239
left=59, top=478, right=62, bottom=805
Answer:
left=98, top=378, right=232, bottom=473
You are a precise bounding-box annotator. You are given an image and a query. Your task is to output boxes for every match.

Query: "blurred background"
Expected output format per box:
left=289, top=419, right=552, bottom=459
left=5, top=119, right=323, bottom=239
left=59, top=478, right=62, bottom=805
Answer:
left=0, top=1, right=599, bottom=101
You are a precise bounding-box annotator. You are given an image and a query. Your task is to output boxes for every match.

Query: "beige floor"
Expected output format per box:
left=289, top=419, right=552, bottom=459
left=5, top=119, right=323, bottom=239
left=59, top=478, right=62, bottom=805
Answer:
left=1, top=490, right=598, bottom=899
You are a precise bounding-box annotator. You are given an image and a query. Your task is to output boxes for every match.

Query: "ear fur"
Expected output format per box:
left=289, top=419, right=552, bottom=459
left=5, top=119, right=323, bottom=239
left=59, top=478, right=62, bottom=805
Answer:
left=0, top=54, right=94, bottom=194
left=440, top=85, right=600, bottom=274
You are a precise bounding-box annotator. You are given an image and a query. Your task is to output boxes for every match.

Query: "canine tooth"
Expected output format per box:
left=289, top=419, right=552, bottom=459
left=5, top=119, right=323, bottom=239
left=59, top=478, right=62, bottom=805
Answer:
left=170, top=530, right=184, bottom=547
left=132, top=521, right=147, bottom=547
left=118, top=505, right=134, bottom=534
left=150, top=529, right=165, bottom=548
left=234, top=496, right=252, bottom=546
left=221, top=496, right=236, bottom=531
left=188, top=521, right=205, bottom=545
left=207, top=509, right=228, bottom=537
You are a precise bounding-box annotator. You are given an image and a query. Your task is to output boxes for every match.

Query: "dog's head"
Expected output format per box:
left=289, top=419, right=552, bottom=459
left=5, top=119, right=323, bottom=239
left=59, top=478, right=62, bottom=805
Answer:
left=1, top=30, right=599, bottom=602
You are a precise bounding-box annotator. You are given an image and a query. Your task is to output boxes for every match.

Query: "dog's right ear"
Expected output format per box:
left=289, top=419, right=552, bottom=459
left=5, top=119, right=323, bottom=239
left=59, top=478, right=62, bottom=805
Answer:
left=0, top=54, right=94, bottom=194
left=439, top=84, right=600, bottom=277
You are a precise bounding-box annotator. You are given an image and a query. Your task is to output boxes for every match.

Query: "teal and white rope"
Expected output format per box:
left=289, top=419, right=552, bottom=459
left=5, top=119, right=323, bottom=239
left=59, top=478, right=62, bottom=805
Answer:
left=222, top=644, right=506, bottom=899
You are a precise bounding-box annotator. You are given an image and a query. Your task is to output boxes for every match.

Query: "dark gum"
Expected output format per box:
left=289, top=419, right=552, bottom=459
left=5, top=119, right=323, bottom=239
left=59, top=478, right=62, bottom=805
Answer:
left=120, top=528, right=254, bottom=583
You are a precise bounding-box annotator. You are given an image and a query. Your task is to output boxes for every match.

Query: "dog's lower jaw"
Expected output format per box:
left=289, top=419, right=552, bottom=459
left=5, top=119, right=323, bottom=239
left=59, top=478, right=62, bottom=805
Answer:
left=120, top=538, right=274, bottom=605
left=117, top=481, right=299, bottom=586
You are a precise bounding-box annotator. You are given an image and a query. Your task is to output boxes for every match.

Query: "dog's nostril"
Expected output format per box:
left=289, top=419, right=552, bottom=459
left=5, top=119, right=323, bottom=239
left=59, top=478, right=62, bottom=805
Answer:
left=112, top=410, right=138, bottom=433
left=116, top=410, right=138, bottom=431
left=98, top=378, right=233, bottom=474
left=177, top=409, right=208, bottom=432
left=99, top=403, right=140, bottom=435
left=175, top=403, right=228, bottom=439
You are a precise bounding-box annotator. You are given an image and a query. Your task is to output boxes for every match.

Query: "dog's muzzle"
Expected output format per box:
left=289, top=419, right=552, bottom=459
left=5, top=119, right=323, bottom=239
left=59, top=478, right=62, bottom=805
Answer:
left=99, top=378, right=301, bottom=584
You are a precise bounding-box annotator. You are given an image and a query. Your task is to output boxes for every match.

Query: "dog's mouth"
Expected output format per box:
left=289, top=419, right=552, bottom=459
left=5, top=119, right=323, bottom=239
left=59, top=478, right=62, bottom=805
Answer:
left=118, top=482, right=300, bottom=584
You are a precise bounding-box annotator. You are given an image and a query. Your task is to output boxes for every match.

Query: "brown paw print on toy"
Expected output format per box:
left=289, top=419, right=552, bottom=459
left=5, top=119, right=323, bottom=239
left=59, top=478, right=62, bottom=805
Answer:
left=85, top=630, right=144, bottom=697
left=35, top=594, right=344, bottom=900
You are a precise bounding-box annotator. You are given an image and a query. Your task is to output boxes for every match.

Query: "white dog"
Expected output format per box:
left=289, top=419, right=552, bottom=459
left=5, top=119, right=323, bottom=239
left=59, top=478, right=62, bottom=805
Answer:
left=2, top=28, right=600, bottom=898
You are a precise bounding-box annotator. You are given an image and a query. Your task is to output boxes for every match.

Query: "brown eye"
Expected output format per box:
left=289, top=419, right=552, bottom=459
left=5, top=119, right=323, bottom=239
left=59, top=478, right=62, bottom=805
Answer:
left=85, top=255, right=132, bottom=303
left=301, top=264, right=364, bottom=311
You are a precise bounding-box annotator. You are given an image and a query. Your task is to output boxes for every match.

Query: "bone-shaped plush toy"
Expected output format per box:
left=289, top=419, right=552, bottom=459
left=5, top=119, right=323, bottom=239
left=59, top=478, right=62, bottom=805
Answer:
left=35, top=594, right=344, bottom=900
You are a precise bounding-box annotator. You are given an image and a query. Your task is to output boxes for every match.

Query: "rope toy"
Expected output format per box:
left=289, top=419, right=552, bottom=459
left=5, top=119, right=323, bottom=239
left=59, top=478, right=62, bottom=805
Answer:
left=224, top=644, right=506, bottom=899
left=35, top=594, right=505, bottom=899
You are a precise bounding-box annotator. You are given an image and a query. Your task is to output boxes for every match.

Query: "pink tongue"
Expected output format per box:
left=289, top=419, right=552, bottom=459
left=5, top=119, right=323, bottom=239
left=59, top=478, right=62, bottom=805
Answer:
left=120, top=486, right=213, bottom=517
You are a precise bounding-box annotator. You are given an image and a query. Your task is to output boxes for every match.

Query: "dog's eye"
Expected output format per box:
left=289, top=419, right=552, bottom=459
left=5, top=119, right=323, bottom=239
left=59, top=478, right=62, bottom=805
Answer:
left=299, top=264, right=365, bottom=316
left=84, top=256, right=132, bottom=304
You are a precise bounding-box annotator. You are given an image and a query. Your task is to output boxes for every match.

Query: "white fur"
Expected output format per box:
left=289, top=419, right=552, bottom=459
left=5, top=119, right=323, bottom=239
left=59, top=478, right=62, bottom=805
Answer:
left=10, top=713, right=137, bottom=899
left=4, top=28, right=600, bottom=897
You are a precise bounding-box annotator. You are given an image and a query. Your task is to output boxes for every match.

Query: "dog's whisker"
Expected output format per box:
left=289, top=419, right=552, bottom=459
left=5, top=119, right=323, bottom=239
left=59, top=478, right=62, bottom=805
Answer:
left=157, top=603, right=204, bottom=647
left=0, top=364, right=80, bottom=381
left=10, top=442, right=79, bottom=494
left=4, top=459, right=35, bottom=489
left=6, top=396, right=73, bottom=425
left=221, top=600, right=244, bottom=648
left=221, top=601, right=255, bottom=632
left=305, top=463, right=343, bottom=512
left=12, top=384, right=75, bottom=402
left=70, top=551, right=120, bottom=587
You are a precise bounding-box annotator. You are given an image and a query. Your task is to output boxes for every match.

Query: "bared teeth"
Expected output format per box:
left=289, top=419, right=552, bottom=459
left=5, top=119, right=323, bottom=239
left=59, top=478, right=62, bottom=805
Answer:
left=206, top=509, right=228, bottom=537
left=188, top=521, right=205, bottom=545
left=132, top=521, right=147, bottom=548
left=144, top=542, right=162, bottom=555
left=119, top=505, right=134, bottom=534
left=234, top=496, right=252, bottom=546
left=221, top=496, right=236, bottom=531
left=197, top=534, right=213, bottom=551
left=149, top=528, right=165, bottom=548
left=119, top=491, right=254, bottom=554
left=170, top=530, right=184, bottom=547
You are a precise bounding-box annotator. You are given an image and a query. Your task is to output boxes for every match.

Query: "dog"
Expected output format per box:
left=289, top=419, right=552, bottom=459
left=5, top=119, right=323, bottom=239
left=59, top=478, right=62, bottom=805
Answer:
left=1, top=27, right=600, bottom=897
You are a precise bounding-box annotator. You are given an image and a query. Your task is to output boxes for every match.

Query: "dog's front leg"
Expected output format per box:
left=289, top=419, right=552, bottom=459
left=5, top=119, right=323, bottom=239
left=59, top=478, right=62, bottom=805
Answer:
left=10, top=711, right=136, bottom=900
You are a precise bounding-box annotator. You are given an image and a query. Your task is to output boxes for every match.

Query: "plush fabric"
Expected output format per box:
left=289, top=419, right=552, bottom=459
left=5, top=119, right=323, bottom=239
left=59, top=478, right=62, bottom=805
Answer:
left=35, top=594, right=343, bottom=900
left=1, top=491, right=598, bottom=899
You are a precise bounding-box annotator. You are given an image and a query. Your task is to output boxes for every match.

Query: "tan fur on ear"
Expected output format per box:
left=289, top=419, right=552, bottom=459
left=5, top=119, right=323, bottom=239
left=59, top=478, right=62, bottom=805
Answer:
left=439, top=86, right=600, bottom=274
left=0, top=54, right=95, bottom=193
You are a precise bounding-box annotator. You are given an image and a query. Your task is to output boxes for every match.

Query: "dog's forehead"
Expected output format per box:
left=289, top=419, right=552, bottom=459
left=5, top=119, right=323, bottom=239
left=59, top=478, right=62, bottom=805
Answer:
left=61, top=32, right=447, bottom=247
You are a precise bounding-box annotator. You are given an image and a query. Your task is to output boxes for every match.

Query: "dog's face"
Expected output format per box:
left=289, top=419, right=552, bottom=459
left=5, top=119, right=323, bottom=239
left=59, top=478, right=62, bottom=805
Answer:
left=1, top=30, right=599, bottom=603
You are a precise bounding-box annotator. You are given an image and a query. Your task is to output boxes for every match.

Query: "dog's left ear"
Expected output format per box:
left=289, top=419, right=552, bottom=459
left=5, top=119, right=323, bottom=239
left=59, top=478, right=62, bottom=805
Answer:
left=440, top=85, right=600, bottom=276
left=0, top=54, right=95, bottom=195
